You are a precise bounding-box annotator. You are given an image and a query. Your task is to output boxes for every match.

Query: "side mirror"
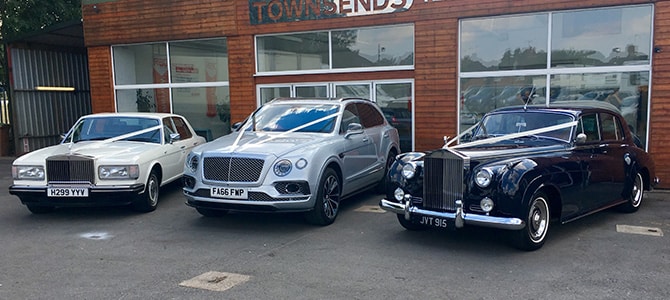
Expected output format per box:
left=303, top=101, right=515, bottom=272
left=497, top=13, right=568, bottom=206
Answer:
left=232, top=122, right=243, bottom=131
left=169, top=133, right=181, bottom=143
left=345, top=123, right=364, bottom=138
left=575, top=133, right=587, bottom=144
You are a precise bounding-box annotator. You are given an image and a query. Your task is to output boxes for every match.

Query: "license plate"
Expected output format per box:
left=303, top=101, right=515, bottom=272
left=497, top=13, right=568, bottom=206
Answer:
left=419, top=215, right=450, bottom=228
left=47, top=187, right=89, bottom=197
left=210, top=187, right=248, bottom=199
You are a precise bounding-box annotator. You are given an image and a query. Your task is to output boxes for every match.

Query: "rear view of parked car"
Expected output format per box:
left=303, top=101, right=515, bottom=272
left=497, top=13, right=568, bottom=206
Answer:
left=183, top=97, right=400, bottom=225
left=9, top=113, right=205, bottom=214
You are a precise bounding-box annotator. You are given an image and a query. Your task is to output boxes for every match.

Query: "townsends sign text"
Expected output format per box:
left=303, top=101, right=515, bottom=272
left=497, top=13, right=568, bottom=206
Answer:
left=249, top=0, right=414, bottom=24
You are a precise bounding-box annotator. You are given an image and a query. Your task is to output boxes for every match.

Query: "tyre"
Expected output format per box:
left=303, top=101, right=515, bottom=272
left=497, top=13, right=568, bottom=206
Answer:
left=617, top=171, right=644, bottom=213
left=376, top=150, right=397, bottom=194
left=196, top=207, right=228, bottom=217
left=396, top=214, right=426, bottom=231
left=512, top=191, right=550, bottom=251
left=131, top=170, right=160, bottom=213
left=305, top=168, right=341, bottom=226
left=26, top=204, right=55, bottom=214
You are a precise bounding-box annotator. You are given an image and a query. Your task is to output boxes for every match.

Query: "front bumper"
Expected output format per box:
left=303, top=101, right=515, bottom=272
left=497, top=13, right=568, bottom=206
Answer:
left=9, top=184, right=145, bottom=207
left=379, top=197, right=525, bottom=230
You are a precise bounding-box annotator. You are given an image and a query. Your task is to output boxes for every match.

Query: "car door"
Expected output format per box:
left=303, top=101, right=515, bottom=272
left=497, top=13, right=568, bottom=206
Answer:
left=356, top=102, right=387, bottom=182
left=571, top=113, right=610, bottom=214
left=340, top=103, right=375, bottom=193
left=160, top=117, right=185, bottom=183
left=594, top=112, right=627, bottom=207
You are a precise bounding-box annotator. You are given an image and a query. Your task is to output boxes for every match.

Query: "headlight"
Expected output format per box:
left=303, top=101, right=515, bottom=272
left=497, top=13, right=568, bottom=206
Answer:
left=480, top=197, right=494, bottom=213
left=394, top=188, right=405, bottom=201
left=12, top=166, right=45, bottom=180
left=186, top=154, right=199, bottom=172
left=99, top=165, right=139, bottom=180
left=402, top=163, right=416, bottom=179
left=475, top=168, right=493, bottom=188
left=273, top=159, right=292, bottom=177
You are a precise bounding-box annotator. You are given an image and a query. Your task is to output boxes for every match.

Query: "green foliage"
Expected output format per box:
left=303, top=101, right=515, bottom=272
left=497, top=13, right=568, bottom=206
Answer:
left=1, top=0, right=82, bottom=40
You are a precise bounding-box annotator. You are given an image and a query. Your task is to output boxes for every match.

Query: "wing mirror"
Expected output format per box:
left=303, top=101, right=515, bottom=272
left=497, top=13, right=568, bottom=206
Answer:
left=575, top=133, right=587, bottom=144
left=345, top=123, right=364, bottom=138
left=232, top=122, right=243, bottom=131
left=169, top=133, right=181, bottom=143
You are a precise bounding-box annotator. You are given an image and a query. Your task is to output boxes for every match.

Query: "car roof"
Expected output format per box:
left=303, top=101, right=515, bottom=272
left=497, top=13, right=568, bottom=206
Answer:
left=266, top=97, right=373, bottom=105
left=491, top=100, right=621, bottom=116
left=81, top=112, right=178, bottom=119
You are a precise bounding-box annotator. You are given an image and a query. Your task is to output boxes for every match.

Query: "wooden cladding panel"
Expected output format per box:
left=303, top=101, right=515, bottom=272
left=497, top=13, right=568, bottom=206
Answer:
left=650, top=1, right=670, bottom=188
left=87, top=46, right=115, bottom=113
left=83, top=0, right=237, bottom=46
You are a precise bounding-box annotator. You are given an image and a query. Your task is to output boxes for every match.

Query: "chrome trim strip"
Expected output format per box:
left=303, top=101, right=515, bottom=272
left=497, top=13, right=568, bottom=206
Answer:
left=380, top=198, right=525, bottom=230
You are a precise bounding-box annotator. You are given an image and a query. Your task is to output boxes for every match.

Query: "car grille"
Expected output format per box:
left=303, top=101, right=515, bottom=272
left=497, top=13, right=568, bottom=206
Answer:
left=46, top=155, right=95, bottom=183
left=203, top=157, right=265, bottom=182
left=422, top=150, right=469, bottom=212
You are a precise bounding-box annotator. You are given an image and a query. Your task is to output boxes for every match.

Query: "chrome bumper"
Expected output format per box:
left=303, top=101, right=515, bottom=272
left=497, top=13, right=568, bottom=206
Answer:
left=379, top=197, right=525, bottom=230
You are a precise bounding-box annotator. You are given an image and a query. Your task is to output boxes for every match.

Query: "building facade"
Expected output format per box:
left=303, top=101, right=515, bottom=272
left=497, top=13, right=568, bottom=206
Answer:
left=81, top=0, right=670, bottom=188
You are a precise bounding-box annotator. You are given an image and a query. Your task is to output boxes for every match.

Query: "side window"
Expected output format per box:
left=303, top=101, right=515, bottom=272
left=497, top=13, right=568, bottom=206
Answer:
left=355, top=102, right=384, bottom=128
left=340, top=104, right=361, bottom=134
left=172, top=117, right=193, bottom=139
left=577, top=113, right=600, bottom=142
left=599, top=113, right=623, bottom=141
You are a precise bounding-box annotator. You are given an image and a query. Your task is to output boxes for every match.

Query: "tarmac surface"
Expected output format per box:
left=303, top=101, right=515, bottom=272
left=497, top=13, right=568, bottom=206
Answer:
left=0, top=156, right=668, bottom=299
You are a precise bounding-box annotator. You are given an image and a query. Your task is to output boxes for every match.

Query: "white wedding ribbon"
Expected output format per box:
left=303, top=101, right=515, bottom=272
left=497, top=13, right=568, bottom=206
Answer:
left=447, top=121, right=578, bottom=149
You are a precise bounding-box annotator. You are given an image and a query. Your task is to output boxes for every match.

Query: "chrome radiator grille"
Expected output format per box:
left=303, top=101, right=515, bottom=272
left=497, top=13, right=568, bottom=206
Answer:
left=203, top=157, right=265, bottom=182
left=46, top=155, right=95, bottom=183
left=422, top=150, right=467, bottom=211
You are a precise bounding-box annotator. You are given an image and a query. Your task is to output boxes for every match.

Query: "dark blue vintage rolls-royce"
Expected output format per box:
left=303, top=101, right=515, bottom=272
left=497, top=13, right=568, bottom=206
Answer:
left=380, top=101, right=658, bottom=250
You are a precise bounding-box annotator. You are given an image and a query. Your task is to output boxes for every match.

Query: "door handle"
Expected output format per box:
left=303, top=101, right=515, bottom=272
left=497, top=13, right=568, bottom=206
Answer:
left=181, top=145, right=186, bottom=149
left=363, top=138, right=369, bottom=142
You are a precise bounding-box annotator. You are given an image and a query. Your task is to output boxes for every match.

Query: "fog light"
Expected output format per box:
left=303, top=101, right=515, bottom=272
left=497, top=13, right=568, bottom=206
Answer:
left=394, top=188, right=405, bottom=201
left=480, top=197, right=494, bottom=213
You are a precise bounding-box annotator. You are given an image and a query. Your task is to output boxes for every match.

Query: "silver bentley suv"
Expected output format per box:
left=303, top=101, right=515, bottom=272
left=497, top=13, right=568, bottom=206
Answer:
left=183, top=97, right=400, bottom=225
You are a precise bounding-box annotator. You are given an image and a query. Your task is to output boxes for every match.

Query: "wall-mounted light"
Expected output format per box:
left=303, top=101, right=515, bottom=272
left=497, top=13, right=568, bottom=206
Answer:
left=36, top=86, right=75, bottom=92
left=93, top=5, right=101, bottom=13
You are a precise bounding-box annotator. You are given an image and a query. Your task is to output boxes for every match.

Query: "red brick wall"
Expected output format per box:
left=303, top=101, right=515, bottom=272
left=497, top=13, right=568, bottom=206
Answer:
left=83, top=0, right=670, bottom=187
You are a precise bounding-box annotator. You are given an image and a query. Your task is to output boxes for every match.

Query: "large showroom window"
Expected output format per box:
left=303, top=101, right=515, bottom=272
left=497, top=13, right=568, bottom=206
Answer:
left=258, top=80, right=414, bottom=151
left=112, top=38, right=229, bottom=141
left=256, top=24, right=414, bottom=74
left=460, top=4, right=653, bottom=148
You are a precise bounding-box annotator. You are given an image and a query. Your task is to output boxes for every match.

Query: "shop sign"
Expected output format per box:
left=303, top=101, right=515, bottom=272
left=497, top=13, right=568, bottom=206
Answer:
left=249, top=0, right=413, bottom=24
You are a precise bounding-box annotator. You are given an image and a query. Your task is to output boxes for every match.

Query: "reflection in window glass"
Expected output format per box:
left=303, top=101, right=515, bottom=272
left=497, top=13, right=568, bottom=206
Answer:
left=376, top=83, right=413, bottom=151
left=461, top=14, right=548, bottom=72
left=172, top=86, right=231, bottom=140
left=332, top=24, right=414, bottom=68
left=169, top=39, right=229, bottom=83
left=257, top=32, right=329, bottom=72
left=296, top=85, right=327, bottom=98
left=551, top=6, right=652, bottom=67
left=550, top=71, right=649, bottom=146
left=113, top=43, right=167, bottom=85
left=336, top=84, right=370, bottom=99
left=116, top=88, right=170, bottom=113
left=460, top=76, right=546, bottom=116
left=259, top=86, right=291, bottom=105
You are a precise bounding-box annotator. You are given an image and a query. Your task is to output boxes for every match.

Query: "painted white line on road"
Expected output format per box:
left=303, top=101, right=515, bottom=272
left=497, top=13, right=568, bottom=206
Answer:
left=616, top=225, right=664, bottom=237
left=354, top=205, right=386, bottom=213
left=179, top=271, right=251, bottom=292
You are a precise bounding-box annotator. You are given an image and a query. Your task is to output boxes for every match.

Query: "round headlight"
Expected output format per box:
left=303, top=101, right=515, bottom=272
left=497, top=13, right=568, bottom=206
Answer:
left=273, top=159, right=292, bottom=177
left=475, top=168, right=493, bottom=188
left=394, top=188, right=405, bottom=201
left=480, top=197, right=494, bottom=213
left=187, top=155, right=199, bottom=172
left=402, top=163, right=416, bottom=179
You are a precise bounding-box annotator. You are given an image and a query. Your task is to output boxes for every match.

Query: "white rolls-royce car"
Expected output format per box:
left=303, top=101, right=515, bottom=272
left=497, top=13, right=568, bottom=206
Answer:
left=182, top=98, right=401, bottom=225
left=9, top=113, right=205, bottom=214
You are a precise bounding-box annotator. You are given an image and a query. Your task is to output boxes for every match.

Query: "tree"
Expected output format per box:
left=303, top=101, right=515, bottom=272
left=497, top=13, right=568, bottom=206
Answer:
left=0, top=0, right=82, bottom=87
